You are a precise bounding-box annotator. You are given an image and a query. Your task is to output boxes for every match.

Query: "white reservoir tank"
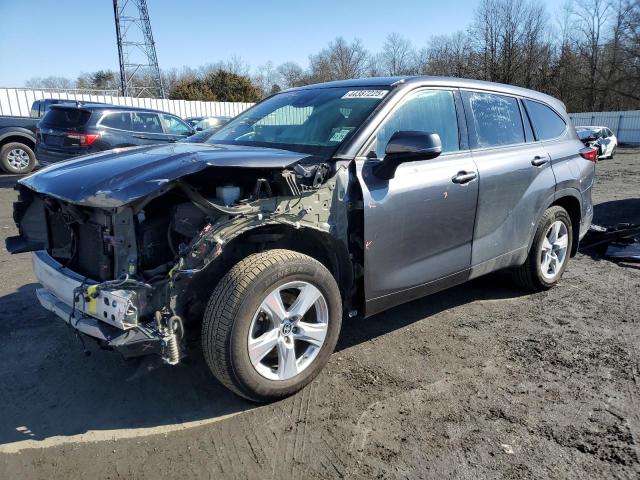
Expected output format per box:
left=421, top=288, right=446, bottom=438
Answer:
left=216, top=185, right=241, bottom=206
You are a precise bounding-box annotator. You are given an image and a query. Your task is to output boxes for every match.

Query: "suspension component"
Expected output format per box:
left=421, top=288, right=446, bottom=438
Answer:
left=155, top=311, right=183, bottom=365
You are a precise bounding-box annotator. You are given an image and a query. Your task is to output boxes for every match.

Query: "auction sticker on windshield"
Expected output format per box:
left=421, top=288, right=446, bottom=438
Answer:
left=341, top=90, right=388, bottom=99
left=329, top=127, right=354, bottom=142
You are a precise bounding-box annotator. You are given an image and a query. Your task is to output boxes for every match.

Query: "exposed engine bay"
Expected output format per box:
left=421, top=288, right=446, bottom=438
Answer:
left=7, top=159, right=358, bottom=365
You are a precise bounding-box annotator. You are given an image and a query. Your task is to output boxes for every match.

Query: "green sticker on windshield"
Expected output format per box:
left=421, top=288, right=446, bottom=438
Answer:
left=329, top=127, right=353, bottom=142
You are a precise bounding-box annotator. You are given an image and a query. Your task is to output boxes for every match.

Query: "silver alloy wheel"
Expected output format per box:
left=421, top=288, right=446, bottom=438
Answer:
left=6, top=148, right=31, bottom=170
left=540, top=220, right=569, bottom=280
left=247, top=280, right=329, bottom=381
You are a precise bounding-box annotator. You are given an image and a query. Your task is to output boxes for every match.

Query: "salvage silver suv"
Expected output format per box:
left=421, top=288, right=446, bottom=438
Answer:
left=6, top=77, right=596, bottom=401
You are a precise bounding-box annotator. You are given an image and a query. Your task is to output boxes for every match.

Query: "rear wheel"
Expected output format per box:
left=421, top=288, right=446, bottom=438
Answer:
left=512, top=206, right=573, bottom=291
left=202, top=249, right=342, bottom=402
left=609, top=146, right=617, bottom=159
left=0, top=142, right=36, bottom=174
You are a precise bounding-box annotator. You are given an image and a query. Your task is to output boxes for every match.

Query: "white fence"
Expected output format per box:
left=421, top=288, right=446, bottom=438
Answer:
left=569, top=110, right=640, bottom=145
left=0, top=88, right=254, bottom=119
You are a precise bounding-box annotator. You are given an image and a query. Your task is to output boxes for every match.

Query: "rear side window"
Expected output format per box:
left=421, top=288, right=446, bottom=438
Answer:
left=30, top=102, right=40, bottom=118
left=41, top=108, right=91, bottom=128
left=464, top=92, right=524, bottom=148
left=131, top=112, right=163, bottom=134
left=100, top=112, right=132, bottom=130
left=374, top=89, right=460, bottom=157
left=523, top=100, right=566, bottom=140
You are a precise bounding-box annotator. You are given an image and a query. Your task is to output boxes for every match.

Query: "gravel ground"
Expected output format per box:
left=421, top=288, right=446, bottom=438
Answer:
left=0, top=149, right=639, bottom=479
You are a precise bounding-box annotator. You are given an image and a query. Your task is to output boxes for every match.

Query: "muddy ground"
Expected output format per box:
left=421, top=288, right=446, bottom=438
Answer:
left=0, top=149, right=639, bottom=479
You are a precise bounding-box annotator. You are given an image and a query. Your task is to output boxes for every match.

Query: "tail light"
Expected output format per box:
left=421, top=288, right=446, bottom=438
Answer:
left=579, top=147, right=598, bottom=162
left=64, top=132, right=100, bottom=147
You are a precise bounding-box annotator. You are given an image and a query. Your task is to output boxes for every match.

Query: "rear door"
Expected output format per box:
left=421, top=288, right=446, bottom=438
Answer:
left=523, top=98, right=594, bottom=232
left=97, top=111, right=133, bottom=147
left=129, top=112, right=172, bottom=145
left=357, top=88, right=479, bottom=314
left=462, top=91, right=555, bottom=277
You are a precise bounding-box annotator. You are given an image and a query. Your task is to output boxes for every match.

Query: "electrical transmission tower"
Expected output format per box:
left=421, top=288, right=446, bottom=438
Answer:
left=113, top=0, right=165, bottom=98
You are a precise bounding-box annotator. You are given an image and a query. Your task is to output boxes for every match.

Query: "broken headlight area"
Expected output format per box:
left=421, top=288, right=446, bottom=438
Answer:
left=6, top=162, right=339, bottom=365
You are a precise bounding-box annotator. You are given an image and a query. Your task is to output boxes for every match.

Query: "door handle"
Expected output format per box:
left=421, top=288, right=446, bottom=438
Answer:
left=452, top=171, right=477, bottom=184
left=531, top=156, right=549, bottom=167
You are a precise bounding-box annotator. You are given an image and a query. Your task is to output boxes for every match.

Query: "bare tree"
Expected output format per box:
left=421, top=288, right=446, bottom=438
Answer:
left=25, top=76, right=74, bottom=90
left=421, top=32, right=474, bottom=77
left=471, top=0, right=501, bottom=80
left=572, top=0, right=611, bottom=110
left=309, top=37, right=370, bottom=81
left=277, top=62, right=306, bottom=88
left=253, top=61, right=282, bottom=97
left=379, top=33, right=416, bottom=75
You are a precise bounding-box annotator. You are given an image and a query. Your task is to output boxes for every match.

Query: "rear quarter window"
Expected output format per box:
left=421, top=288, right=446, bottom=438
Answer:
left=464, top=92, right=525, bottom=148
left=523, top=100, right=566, bottom=140
left=41, top=108, right=91, bottom=128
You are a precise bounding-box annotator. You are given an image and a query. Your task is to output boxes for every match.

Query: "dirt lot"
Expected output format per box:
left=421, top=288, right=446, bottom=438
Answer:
left=0, top=150, right=639, bottom=479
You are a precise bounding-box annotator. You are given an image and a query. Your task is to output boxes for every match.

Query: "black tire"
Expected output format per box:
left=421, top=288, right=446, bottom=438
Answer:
left=202, top=249, right=342, bottom=402
left=609, top=146, right=616, bottom=159
left=512, top=206, right=573, bottom=291
left=0, top=142, right=36, bottom=174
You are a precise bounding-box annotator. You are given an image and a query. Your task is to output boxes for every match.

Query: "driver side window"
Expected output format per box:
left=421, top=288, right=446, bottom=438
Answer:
left=373, top=89, right=459, bottom=158
left=162, top=114, right=192, bottom=135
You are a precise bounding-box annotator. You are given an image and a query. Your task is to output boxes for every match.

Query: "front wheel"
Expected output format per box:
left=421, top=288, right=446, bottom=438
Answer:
left=512, top=206, right=573, bottom=291
left=202, top=249, right=342, bottom=402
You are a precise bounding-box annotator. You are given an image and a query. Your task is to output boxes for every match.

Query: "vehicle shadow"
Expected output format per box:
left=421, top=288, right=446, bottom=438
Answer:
left=592, top=198, right=640, bottom=226
left=0, top=174, right=23, bottom=190
left=0, top=273, right=525, bottom=447
left=338, top=273, right=525, bottom=351
left=580, top=198, right=640, bottom=267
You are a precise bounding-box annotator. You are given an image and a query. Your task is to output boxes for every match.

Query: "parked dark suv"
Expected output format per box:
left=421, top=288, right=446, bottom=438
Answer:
left=36, top=104, right=195, bottom=165
left=7, top=77, right=596, bottom=402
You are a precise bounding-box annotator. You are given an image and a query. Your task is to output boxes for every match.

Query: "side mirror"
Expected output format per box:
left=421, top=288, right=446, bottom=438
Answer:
left=374, top=131, right=442, bottom=180
left=195, top=127, right=203, bottom=132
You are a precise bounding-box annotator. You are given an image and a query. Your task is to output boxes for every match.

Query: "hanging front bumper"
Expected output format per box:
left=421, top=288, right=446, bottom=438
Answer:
left=31, top=250, right=163, bottom=358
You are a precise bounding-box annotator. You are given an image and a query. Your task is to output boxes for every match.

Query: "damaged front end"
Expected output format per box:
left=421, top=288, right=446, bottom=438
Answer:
left=6, top=147, right=354, bottom=366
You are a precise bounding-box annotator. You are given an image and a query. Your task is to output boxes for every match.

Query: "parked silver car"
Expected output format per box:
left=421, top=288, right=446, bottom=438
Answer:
left=575, top=126, right=618, bottom=159
left=6, top=76, right=595, bottom=401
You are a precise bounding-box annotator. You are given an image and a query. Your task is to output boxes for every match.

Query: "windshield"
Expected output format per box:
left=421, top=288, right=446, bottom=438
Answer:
left=207, top=87, right=389, bottom=157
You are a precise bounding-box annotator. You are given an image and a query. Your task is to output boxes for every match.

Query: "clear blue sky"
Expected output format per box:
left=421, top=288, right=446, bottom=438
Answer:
left=0, top=0, right=567, bottom=87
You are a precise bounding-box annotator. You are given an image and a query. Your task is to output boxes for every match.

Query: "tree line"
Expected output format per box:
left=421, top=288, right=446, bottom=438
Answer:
left=25, top=0, right=639, bottom=112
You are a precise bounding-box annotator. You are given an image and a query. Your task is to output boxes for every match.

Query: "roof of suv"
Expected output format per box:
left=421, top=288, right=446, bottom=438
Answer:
left=50, top=103, right=168, bottom=114
left=290, top=76, right=566, bottom=112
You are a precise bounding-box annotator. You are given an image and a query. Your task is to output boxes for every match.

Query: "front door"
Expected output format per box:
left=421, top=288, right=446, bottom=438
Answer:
left=356, top=88, right=479, bottom=315
left=160, top=113, right=194, bottom=142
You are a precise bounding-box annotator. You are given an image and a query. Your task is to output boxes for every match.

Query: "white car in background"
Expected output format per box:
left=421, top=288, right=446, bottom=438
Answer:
left=575, top=126, right=618, bottom=159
